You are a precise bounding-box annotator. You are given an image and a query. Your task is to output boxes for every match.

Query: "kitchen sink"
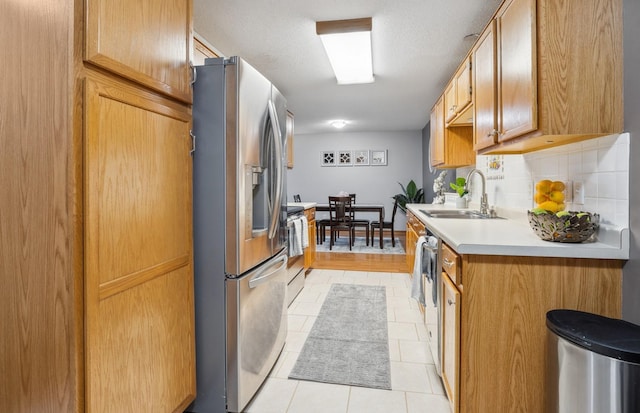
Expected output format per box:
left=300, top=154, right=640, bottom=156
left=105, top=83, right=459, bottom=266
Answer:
left=419, top=209, right=503, bottom=219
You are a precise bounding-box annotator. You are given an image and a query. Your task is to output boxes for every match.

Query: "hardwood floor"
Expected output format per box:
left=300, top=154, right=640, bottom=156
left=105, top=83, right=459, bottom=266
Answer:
left=310, top=232, right=409, bottom=273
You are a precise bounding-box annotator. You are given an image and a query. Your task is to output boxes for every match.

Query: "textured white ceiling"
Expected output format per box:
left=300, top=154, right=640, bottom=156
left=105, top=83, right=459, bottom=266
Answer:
left=193, top=0, right=502, bottom=135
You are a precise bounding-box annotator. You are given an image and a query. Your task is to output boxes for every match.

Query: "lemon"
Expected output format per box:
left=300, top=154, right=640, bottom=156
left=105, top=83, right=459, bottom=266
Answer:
left=549, top=190, right=565, bottom=203
left=535, top=180, right=552, bottom=193
left=538, top=200, right=559, bottom=213
left=551, top=181, right=566, bottom=192
left=534, top=192, right=549, bottom=204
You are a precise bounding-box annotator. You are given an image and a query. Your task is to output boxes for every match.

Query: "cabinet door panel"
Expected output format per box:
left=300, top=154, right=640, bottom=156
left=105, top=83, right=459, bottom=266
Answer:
left=84, top=78, right=195, bottom=412
left=444, top=81, right=457, bottom=122
left=430, top=97, right=445, bottom=166
left=455, top=59, right=472, bottom=112
left=442, top=272, right=460, bottom=413
left=473, top=22, right=497, bottom=150
left=497, top=0, right=537, bottom=141
left=86, top=0, right=193, bottom=103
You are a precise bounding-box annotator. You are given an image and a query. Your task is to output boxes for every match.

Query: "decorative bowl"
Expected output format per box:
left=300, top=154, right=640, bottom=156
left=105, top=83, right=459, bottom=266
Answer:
left=527, top=211, right=600, bottom=243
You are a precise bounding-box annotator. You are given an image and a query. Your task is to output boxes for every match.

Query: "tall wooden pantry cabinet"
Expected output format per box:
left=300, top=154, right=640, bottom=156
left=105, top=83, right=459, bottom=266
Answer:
left=1, top=1, right=196, bottom=412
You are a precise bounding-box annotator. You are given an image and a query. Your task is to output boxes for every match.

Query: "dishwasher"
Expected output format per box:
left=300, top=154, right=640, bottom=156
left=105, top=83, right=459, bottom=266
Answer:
left=286, top=206, right=306, bottom=306
left=422, top=231, right=442, bottom=376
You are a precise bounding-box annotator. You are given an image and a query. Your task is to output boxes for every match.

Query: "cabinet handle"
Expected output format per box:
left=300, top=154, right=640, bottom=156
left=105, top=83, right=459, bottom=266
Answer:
left=189, top=130, right=196, bottom=155
left=448, top=299, right=455, bottom=306
left=486, top=129, right=498, bottom=138
left=190, top=63, right=197, bottom=85
left=443, top=257, right=454, bottom=268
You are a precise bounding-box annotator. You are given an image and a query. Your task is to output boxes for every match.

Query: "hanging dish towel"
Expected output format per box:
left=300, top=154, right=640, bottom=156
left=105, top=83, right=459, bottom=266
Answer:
left=301, top=216, right=309, bottom=249
left=288, top=216, right=309, bottom=257
left=424, top=236, right=439, bottom=305
left=410, top=236, right=427, bottom=306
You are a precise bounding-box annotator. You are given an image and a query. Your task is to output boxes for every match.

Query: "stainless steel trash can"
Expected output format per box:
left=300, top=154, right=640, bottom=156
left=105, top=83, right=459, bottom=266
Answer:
left=546, top=309, right=640, bottom=413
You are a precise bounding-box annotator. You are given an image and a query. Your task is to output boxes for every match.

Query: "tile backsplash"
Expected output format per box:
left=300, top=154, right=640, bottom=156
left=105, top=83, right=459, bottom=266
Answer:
left=456, top=133, right=630, bottom=228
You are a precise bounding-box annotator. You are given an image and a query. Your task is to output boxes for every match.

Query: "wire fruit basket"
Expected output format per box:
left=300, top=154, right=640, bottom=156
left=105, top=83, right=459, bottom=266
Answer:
left=527, top=211, right=599, bottom=243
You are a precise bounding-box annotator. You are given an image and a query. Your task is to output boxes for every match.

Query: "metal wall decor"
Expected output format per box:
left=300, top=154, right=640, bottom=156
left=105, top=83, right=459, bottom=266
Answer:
left=370, top=149, right=387, bottom=166
left=321, top=149, right=387, bottom=167
left=322, top=151, right=336, bottom=166
left=353, top=150, right=369, bottom=165
left=338, top=150, right=352, bottom=166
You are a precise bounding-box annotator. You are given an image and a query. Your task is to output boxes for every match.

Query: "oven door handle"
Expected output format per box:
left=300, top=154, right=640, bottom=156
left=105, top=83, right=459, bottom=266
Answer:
left=249, top=254, right=288, bottom=288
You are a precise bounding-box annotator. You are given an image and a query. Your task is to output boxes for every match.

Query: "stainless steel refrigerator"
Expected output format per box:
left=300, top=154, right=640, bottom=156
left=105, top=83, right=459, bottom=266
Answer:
left=189, top=57, right=289, bottom=413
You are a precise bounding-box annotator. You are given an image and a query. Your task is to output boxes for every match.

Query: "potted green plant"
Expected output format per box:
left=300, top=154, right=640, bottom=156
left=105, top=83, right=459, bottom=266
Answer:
left=450, top=177, right=468, bottom=208
left=393, top=180, right=424, bottom=213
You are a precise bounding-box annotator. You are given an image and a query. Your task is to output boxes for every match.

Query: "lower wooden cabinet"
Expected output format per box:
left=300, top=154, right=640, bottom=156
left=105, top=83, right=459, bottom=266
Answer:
left=405, top=211, right=425, bottom=273
left=304, top=207, right=316, bottom=271
left=3, top=1, right=196, bottom=412
left=84, top=75, right=196, bottom=412
left=442, top=268, right=461, bottom=413
left=448, top=252, right=622, bottom=413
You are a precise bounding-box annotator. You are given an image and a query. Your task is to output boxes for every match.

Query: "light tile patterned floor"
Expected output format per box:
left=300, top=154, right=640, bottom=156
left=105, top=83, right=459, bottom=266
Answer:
left=244, top=269, right=452, bottom=413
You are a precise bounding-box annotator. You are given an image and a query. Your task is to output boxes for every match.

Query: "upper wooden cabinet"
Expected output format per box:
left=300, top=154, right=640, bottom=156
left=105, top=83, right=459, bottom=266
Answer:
left=472, top=0, right=623, bottom=154
left=472, top=22, right=498, bottom=151
left=430, top=96, right=475, bottom=168
left=496, top=0, right=537, bottom=142
left=85, top=0, right=193, bottom=103
left=430, top=97, right=445, bottom=166
left=286, top=111, right=294, bottom=169
left=445, top=57, right=473, bottom=126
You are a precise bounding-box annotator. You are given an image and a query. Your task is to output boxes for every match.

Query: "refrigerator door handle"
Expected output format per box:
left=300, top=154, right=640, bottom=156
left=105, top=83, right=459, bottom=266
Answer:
left=266, top=99, right=284, bottom=239
left=248, top=253, right=288, bottom=288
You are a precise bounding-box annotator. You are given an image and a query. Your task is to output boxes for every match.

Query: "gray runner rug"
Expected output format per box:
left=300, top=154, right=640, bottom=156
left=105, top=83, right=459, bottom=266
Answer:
left=289, top=283, right=391, bottom=390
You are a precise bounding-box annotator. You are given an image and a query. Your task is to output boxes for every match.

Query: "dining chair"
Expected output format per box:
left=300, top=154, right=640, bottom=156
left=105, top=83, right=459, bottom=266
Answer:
left=328, top=196, right=354, bottom=250
left=370, top=199, right=398, bottom=247
left=348, top=193, right=370, bottom=245
left=316, top=216, right=330, bottom=244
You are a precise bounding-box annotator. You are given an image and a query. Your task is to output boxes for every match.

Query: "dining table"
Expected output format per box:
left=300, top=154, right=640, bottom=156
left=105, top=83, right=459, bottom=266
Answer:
left=314, top=203, right=386, bottom=249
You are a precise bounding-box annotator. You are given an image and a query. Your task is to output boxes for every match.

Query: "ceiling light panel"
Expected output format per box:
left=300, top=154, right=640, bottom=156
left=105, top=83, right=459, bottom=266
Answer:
left=316, top=18, right=374, bottom=85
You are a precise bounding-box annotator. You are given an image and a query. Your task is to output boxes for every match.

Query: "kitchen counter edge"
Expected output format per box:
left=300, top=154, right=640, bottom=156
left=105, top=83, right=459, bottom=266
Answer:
left=288, top=202, right=317, bottom=210
left=407, top=204, right=629, bottom=260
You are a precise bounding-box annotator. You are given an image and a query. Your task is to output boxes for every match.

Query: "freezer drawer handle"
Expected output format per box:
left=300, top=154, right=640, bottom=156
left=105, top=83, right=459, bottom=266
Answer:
left=249, top=254, right=288, bottom=288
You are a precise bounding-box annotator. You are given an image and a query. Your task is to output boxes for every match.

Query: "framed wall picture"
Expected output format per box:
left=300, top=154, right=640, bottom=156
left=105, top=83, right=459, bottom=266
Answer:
left=337, top=150, right=353, bottom=166
left=321, top=151, right=336, bottom=166
left=353, top=150, right=369, bottom=166
left=370, top=149, right=387, bottom=166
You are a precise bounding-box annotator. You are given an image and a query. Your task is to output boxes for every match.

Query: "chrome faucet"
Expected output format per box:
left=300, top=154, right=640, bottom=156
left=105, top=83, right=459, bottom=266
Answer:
left=464, top=168, right=489, bottom=215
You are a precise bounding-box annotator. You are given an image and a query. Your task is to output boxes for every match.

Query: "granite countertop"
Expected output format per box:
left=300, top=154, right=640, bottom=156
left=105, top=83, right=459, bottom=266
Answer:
left=288, top=202, right=317, bottom=210
left=407, top=203, right=629, bottom=260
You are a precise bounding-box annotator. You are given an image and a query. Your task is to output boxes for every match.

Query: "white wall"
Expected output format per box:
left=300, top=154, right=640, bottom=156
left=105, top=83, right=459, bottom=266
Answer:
left=456, top=133, right=630, bottom=228
left=287, top=131, right=423, bottom=230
